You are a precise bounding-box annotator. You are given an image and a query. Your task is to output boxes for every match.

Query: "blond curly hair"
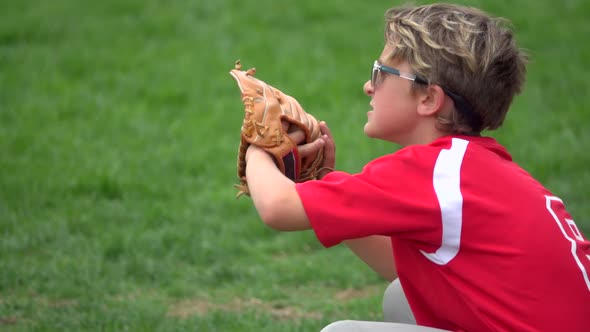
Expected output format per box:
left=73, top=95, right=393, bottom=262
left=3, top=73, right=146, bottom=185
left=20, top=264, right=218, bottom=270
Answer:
left=384, top=3, right=528, bottom=134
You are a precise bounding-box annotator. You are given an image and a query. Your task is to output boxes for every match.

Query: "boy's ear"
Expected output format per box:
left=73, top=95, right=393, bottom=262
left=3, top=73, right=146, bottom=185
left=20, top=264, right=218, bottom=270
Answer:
left=416, top=85, right=447, bottom=116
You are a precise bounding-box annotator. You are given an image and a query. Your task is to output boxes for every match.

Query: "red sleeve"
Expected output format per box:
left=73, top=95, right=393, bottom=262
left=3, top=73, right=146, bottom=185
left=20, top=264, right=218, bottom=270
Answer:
left=295, top=146, right=445, bottom=248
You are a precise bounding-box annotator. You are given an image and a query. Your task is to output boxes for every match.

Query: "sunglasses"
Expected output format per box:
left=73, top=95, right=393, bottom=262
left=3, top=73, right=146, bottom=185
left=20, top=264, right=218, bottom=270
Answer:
left=371, top=61, right=428, bottom=87
left=371, top=60, right=482, bottom=130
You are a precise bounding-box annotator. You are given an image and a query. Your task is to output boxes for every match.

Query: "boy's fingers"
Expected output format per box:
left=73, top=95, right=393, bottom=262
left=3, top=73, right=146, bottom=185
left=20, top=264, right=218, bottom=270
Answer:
left=288, top=129, right=306, bottom=144
left=297, top=138, right=325, bottom=157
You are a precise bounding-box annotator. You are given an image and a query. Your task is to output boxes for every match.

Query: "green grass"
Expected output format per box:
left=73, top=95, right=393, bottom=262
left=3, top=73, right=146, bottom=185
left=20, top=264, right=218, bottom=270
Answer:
left=1, top=0, right=589, bottom=330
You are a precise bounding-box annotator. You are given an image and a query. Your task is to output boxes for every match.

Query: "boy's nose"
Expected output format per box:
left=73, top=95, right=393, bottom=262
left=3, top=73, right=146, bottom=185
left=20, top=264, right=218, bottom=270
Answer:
left=363, top=80, right=374, bottom=96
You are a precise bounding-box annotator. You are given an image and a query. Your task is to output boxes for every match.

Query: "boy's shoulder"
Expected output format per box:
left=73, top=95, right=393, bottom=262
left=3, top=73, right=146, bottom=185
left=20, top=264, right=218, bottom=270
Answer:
left=417, top=135, right=511, bottom=161
left=373, top=135, right=512, bottom=168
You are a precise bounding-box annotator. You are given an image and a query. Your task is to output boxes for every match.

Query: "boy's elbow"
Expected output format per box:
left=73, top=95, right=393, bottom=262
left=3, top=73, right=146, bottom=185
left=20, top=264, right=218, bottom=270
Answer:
left=254, top=189, right=305, bottom=231
left=257, top=200, right=288, bottom=230
left=258, top=207, right=284, bottom=230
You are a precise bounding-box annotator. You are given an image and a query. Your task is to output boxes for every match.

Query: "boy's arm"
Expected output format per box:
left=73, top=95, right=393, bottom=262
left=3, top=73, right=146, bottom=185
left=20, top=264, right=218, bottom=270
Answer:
left=344, top=236, right=397, bottom=281
left=245, top=145, right=314, bottom=231
left=247, top=151, right=398, bottom=280
left=245, top=122, right=332, bottom=231
left=247, top=134, right=397, bottom=280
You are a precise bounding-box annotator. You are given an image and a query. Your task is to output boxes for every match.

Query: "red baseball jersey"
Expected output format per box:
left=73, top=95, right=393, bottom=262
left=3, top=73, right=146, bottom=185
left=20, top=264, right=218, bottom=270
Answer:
left=296, top=135, right=590, bottom=332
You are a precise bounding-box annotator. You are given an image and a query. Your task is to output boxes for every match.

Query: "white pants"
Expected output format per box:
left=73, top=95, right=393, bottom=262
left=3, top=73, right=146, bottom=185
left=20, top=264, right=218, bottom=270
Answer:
left=320, top=279, right=450, bottom=332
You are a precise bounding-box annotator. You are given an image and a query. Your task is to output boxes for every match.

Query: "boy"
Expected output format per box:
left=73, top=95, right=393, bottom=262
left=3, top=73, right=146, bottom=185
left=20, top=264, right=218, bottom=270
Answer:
left=244, top=3, right=590, bottom=331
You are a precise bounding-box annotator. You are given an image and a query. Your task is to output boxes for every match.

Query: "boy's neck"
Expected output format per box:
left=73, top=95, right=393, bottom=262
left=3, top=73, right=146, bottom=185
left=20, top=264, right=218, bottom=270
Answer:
left=396, top=119, right=450, bottom=147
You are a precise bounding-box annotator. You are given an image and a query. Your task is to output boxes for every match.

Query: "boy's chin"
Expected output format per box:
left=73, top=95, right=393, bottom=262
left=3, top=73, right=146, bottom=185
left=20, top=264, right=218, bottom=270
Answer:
left=364, top=125, right=400, bottom=144
left=363, top=123, right=378, bottom=138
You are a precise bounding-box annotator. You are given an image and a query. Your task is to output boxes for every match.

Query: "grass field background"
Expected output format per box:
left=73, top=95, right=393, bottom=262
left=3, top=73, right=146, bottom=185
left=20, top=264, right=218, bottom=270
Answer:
left=1, top=0, right=589, bottom=331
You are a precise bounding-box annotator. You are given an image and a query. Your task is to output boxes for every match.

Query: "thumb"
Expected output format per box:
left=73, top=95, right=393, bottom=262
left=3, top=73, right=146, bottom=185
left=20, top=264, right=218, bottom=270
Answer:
left=287, top=129, right=306, bottom=145
left=297, top=137, right=325, bottom=158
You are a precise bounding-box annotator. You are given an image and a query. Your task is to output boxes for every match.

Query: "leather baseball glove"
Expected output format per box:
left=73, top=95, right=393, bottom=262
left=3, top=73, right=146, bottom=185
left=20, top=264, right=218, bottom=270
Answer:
left=229, top=60, right=324, bottom=198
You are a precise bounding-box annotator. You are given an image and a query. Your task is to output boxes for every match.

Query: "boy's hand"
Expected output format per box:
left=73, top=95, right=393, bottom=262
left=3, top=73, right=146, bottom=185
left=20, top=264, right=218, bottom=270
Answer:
left=286, top=120, right=336, bottom=180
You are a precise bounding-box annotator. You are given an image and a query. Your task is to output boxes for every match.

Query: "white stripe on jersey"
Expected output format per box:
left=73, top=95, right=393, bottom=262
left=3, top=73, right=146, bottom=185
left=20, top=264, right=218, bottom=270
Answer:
left=421, top=138, right=469, bottom=265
